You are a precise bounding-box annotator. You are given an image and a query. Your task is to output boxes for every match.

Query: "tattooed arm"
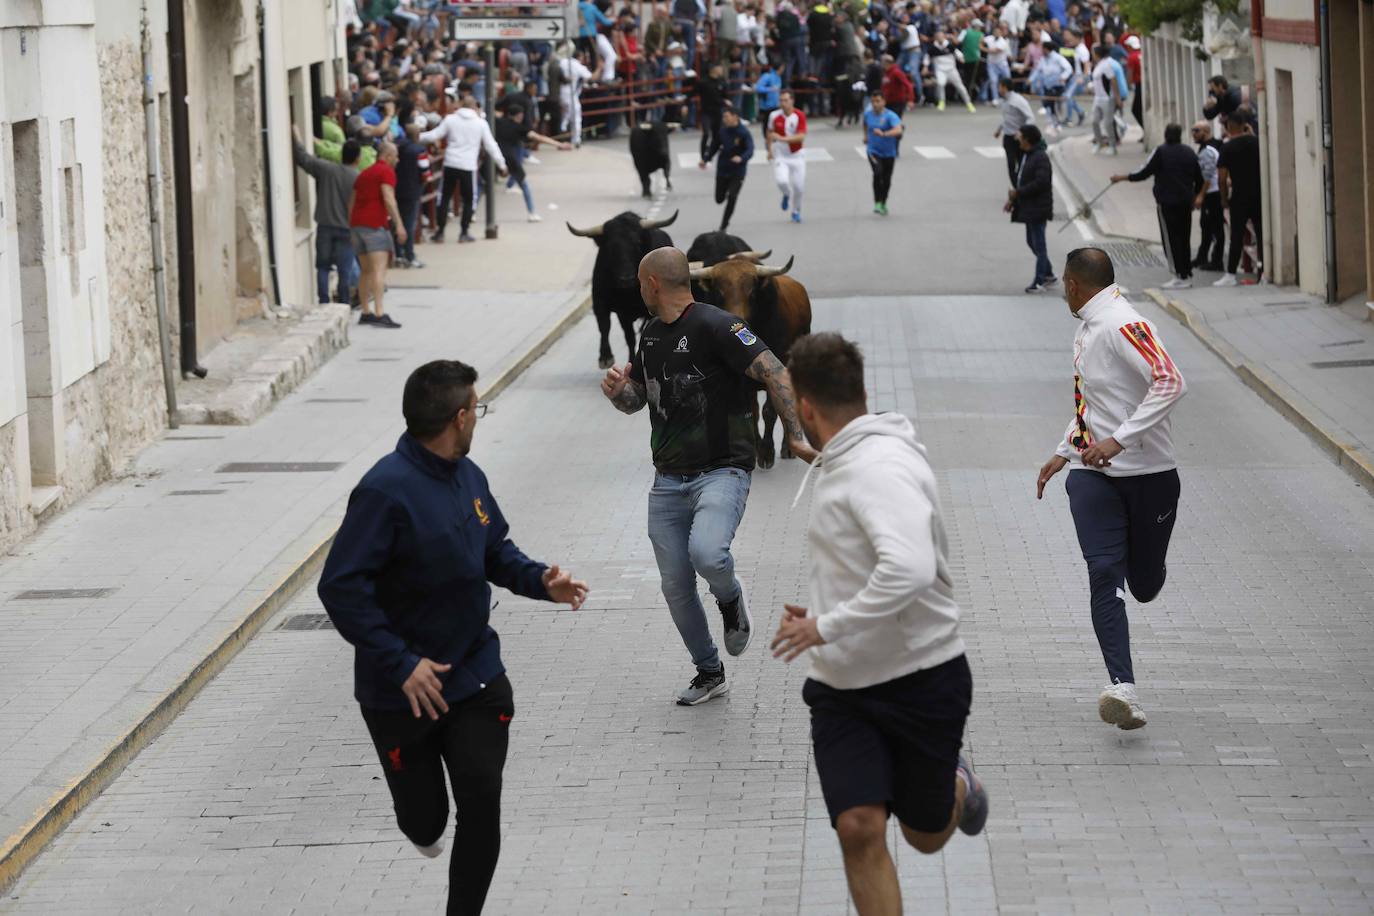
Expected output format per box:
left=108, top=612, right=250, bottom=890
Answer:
left=601, top=362, right=647, bottom=414
left=745, top=351, right=818, bottom=464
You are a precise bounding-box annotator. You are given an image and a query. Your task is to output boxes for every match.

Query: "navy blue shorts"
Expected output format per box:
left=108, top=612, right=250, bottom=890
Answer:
left=803, top=654, right=972, bottom=832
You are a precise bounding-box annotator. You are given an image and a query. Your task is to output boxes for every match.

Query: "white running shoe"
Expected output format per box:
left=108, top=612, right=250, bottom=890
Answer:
left=527, top=212, right=543, bottom=222
left=525, top=154, right=542, bottom=165
left=1098, top=682, right=1147, bottom=730
left=1161, top=277, right=1193, bottom=289
left=414, top=837, right=445, bottom=858
left=1212, top=273, right=1239, bottom=287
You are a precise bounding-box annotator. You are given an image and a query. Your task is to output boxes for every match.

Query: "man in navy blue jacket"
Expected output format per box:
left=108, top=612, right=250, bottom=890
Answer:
left=319, top=359, right=587, bottom=916
left=698, top=106, right=755, bottom=232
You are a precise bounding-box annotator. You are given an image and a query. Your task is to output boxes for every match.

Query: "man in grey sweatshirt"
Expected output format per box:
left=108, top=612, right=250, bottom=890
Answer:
left=293, top=125, right=360, bottom=305
left=772, top=332, right=989, bottom=916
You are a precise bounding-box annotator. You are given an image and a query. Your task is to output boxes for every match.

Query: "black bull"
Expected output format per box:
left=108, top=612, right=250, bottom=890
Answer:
left=629, top=122, right=674, bottom=199
left=567, top=210, right=678, bottom=369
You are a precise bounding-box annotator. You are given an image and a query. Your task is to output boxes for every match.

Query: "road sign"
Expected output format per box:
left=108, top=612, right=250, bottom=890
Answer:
left=449, top=17, right=566, bottom=40
left=446, top=0, right=567, bottom=5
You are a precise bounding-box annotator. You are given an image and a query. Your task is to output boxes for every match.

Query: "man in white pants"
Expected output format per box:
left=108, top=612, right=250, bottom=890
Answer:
left=766, top=90, right=807, bottom=224
left=560, top=47, right=594, bottom=147
left=772, top=332, right=988, bottom=916
left=1090, top=45, right=1121, bottom=155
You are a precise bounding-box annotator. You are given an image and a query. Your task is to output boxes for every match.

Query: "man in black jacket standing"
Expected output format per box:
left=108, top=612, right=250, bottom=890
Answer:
left=1112, top=123, right=1203, bottom=289
left=1005, top=125, right=1057, bottom=293
left=319, top=360, right=588, bottom=915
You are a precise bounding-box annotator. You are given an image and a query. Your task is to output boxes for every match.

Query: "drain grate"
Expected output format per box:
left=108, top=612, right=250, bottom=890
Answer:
left=1263, top=300, right=1311, bottom=307
left=15, top=588, right=116, bottom=600
left=166, top=435, right=226, bottom=441
left=1095, top=241, right=1162, bottom=269
left=167, top=489, right=227, bottom=496
left=216, top=462, right=343, bottom=473
left=306, top=398, right=367, bottom=403
left=1319, top=339, right=1365, bottom=348
left=1310, top=358, right=1374, bottom=370
left=277, top=613, right=335, bottom=631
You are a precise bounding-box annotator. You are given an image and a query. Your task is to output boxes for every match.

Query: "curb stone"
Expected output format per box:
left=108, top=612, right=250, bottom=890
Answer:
left=0, top=288, right=593, bottom=896
left=1048, top=141, right=1158, bottom=246
left=1144, top=288, right=1374, bottom=495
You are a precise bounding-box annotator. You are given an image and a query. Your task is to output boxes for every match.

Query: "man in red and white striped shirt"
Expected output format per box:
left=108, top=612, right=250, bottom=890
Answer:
left=1036, top=248, right=1187, bottom=731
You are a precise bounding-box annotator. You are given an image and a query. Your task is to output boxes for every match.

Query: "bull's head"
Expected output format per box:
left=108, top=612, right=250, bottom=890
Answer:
left=566, top=210, right=679, bottom=237
left=689, top=256, right=793, bottom=319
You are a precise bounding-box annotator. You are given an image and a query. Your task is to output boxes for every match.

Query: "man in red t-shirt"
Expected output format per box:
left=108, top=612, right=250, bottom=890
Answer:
left=350, top=141, right=406, bottom=329
left=880, top=54, right=915, bottom=117
left=766, top=90, right=807, bottom=224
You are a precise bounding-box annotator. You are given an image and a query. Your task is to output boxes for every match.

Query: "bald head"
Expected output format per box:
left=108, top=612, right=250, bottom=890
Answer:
left=637, top=247, right=693, bottom=317
left=641, top=247, right=690, bottom=289
left=1191, top=120, right=1212, bottom=140
left=378, top=140, right=399, bottom=165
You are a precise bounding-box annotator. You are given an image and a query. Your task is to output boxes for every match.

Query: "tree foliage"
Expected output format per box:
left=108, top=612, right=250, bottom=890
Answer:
left=1118, top=0, right=1241, bottom=42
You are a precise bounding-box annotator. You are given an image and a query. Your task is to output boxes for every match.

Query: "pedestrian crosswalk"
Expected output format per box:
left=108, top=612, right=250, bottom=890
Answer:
left=684, top=143, right=1018, bottom=169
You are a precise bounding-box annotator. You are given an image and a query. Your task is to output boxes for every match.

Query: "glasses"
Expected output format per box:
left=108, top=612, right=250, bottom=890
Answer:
left=463, top=402, right=489, bottom=419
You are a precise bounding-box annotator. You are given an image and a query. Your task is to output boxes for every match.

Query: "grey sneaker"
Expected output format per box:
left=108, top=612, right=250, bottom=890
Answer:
left=718, top=584, right=753, bottom=656
left=956, top=755, right=989, bottom=836
left=676, top=666, right=727, bottom=706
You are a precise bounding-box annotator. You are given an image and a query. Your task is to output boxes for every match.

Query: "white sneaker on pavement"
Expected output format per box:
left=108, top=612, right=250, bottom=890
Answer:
left=1098, top=682, right=1147, bottom=730
left=527, top=212, right=543, bottom=222
left=1161, top=277, right=1193, bottom=289
left=1213, top=273, right=1239, bottom=287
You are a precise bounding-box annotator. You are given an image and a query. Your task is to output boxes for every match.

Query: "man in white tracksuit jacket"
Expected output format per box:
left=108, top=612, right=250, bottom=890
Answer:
left=1037, top=247, right=1187, bottom=731
left=419, top=96, right=507, bottom=243
left=771, top=332, right=989, bottom=916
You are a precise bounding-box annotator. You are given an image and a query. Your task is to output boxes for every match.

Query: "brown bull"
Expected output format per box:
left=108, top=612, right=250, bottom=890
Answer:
left=689, top=252, right=812, bottom=470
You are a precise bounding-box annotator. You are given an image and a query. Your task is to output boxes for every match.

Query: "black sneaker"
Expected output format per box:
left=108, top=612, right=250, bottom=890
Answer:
left=676, top=665, right=727, bottom=706
left=458, top=232, right=477, bottom=243
left=1024, top=283, right=1044, bottom=293
left=429, top=230, right=445, bottom=243
left=372, top=313, right=402, bottom=329
left=717, top=584, right=753, bottom=656
left=358, top=312, right=376, bottom=325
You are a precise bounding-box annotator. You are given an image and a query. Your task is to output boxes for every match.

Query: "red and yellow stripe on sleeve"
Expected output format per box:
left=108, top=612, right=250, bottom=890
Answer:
left=1118, top=321, right=1182, bottom=396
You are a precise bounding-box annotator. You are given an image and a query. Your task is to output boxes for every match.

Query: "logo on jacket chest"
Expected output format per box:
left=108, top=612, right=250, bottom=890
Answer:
left=474, top=497, right=490, bottom=526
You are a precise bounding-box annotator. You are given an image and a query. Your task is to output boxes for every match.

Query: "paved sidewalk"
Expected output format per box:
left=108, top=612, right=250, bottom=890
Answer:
left=0, top=138, right=667, bottom=889
left=1054, top=132, right=1374, bottom=491
left=7, top=293, right=1374, bottom=914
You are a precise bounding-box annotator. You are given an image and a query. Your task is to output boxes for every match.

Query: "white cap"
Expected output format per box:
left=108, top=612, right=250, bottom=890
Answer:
left=1124, top=35, right=1141, bottom=49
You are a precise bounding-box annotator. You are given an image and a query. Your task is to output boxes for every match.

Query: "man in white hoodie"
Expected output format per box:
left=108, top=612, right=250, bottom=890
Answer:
left=771, top=333, right=988, bottom=916
left=420, top=96, right=507, bottom=244
left=1036, top=248, right=1186, bottom=731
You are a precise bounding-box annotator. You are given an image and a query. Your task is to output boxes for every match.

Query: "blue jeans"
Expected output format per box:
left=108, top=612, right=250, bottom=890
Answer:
left=647, top=467, right=751, bottom=673
left=396, top=195, right=420, bottom=262
left=1025, top=220, right=1052, bottom=284
left=1062, top=75, right=1085, bottom=122
left=982, top=58, right=1010, bottom=102
left=314, top=225, right=355, bottom=304
left=900, top=48, right=925, bottom=102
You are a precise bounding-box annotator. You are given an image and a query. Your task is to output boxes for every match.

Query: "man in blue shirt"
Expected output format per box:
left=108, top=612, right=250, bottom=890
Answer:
left=754, top=64, right=782, bottom=143
left=699, top=106, right=755, bottom=231
left=319, top=360, right=588, bottom=916
left=863, top=91, right=903, bottom=215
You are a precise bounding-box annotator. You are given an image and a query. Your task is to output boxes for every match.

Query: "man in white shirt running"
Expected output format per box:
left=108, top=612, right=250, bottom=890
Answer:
left=1090, top=46, right=1122, bottom=155
left=1036, top=248, right=1187, bottom=731
left=772, top=332, right=989, bottom=916
left=766, top=90, right=807, bottom=224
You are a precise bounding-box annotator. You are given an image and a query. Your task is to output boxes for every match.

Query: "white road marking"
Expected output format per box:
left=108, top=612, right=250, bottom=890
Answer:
left=854, top=146, right=869, bottom=159
left=802, top=147, right=834, bottom=162
left=912, top=146, right=956, bottom=159
left=675, top=152, right=702, bottom=169
left=1052, top=175, right=1094, bottom=241
left=974, top=146, right=1005, bottom=159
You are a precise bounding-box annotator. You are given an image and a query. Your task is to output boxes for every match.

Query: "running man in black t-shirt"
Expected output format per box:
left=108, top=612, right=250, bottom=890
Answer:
left=491, top=104, right=571, bottom=222
left=601, top=247, right=817, bottom=705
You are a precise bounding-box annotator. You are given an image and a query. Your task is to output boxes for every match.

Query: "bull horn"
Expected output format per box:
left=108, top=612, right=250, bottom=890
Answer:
left=688, top=260, right=705, bottom=270
left=755, top=256, right=795, bottom=278
left=689, top=264, right=718, bottom=281
left=639, top=210, right=679, bottom=230
left=727, top=249, right=772, bottom=263
left=565, top=220, right=605, bottom=238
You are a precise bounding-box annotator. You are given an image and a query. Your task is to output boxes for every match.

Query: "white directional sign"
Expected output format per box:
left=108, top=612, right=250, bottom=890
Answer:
left=450, top=17, right=565, bottom=39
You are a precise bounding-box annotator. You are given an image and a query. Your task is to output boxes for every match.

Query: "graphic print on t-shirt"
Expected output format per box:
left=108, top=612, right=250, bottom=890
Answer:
left=628, top=302, right=771, bottom=473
